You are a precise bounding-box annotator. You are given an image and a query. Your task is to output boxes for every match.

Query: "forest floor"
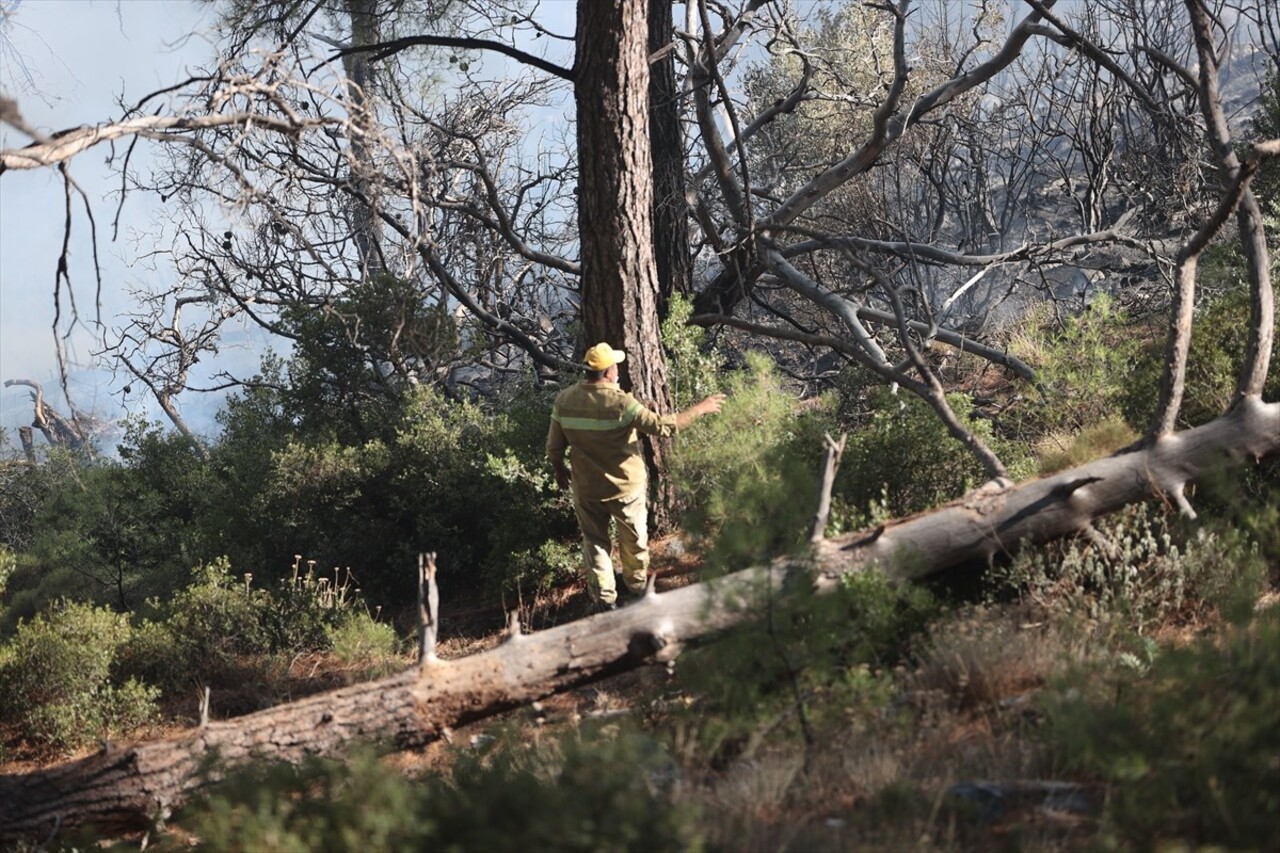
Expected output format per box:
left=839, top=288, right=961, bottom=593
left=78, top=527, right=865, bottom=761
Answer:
left=0, top=535, right=701, bottom=777
left=4, top=532, right=1275, bottom=851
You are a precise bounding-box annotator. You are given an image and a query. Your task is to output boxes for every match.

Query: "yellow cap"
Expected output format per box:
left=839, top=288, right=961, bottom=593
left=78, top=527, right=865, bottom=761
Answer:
left=583, top=342, right=626, bottom=371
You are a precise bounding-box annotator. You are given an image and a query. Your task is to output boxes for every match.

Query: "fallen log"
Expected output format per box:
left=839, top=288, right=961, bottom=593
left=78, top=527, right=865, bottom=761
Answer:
left=0, top=396, right=1276, bottom=842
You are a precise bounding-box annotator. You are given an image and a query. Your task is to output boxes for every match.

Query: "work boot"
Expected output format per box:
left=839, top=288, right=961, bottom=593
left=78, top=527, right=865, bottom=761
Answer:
left=576, top=594, right=616, bottom=619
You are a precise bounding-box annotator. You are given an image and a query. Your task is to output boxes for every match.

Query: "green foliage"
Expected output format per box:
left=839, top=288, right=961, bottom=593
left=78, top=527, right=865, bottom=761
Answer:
left=425, top=726, right=701, bottom=852
left=0, top=455, right=43, bottom=553
left=990, top=504, right=1267, bottom=634
left=837, top=389, right=1032, bottom=520
left=1034, top=416, right=1138, bottom=476
left=2, top=423, right=217, bottom=630
left=168, top=728, right=701, bottom=852
left=1038, top=607, right=1280, bottom=849
left=0, top=600, right=159, bottom=752
left=250, top=384, right=573, bottom=602
left=282, top=272, right=459, bottom=443
left=122, top=558, right=273, bottom=693
left=477, top=402, right=579, bottom=596
left=742, top=3, right=891, bottom=197
left=669, top=352, right=832, bottom=569
left=263, top=557, right=362, bottom=653
left=3, top=358, right=574, bottom=629
left=661, top=295, right=721, bottom=409
left=666, top=571, right=939, bottom=768
left=1009, top=282, right=1277, bottom=449
left=501, top=538, right=579, bottom=596
left=1007, top=295, right=1149, bottom=441
left=0, top=545, right=13, bottom=598
left=168, top=748, right=432, bottom=851
left=1247, top=69, right=1280, bottom=218
left=1183, top=278, right=1280, bottom=422
left=120, top=555, right=396, bottom=694
left=324, top=612, right=403, bottom=680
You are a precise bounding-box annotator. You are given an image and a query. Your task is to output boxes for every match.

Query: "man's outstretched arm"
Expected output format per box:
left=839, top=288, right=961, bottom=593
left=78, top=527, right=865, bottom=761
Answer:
left=674, top=393, right=727, bottom=430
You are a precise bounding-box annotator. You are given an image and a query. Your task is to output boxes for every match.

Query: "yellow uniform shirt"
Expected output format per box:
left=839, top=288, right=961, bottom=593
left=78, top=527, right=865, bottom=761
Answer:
left=546, top=380, right=678, bottom=501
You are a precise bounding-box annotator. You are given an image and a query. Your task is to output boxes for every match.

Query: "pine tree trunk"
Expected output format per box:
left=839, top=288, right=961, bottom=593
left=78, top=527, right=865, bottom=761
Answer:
left=575, top=0, right=678, bottom=530
left=648, top=0, right=692, bottom=318
left=342, top=0, right=382, bottom=278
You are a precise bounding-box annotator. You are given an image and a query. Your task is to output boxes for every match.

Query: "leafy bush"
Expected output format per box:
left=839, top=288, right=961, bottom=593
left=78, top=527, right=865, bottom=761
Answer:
left=989, top=503, right=1267, bottom=634
left=121, top=558, right=272, bottom=693
left=325, top=613, right=404, bottom=680
left=1006, top=294, right=1150, bottom=441
left=252, top=384, right=574, bottom=604
left=2, top=424, right=217, bottom=630
left=120, top=555, right=401, bottom=695
left=1033, top=415, right=1137, bottom=476
left=263, top=556, right=361, bottom=653
left=662, top=295, right=722, bottom=409
left=837, top=389, right=1033, bottom=520
left=1117, top=280, right=1280, bottom=436
left=0, top=600, right=158, bottom=752
left=663, top=571, right=939, bottom=769
left=670, top=351, right=832, bottom=570
left=168, top=728, right=702, bottom=852
left=169, top=747, right=432, bottom=851
left=0, top=545, right=13, bottom=598
left=1038, top=606, right=1280, bottom=849
left=502, top=538, right=579, bottom=595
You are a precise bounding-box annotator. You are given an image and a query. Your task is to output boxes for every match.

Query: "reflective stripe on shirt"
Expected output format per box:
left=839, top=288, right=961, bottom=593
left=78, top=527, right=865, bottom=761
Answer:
left=551, top=401, right=641, bottom=432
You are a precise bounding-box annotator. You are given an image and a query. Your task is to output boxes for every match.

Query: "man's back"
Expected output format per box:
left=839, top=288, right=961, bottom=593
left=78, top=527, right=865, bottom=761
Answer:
left=548, top=380, right=674, bottom=500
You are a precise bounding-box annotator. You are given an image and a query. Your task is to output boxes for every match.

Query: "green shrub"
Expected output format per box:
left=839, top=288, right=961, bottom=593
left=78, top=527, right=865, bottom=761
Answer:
left=168, top=728, right=702, bottom=852
left=664, top=571, right=939, bottom=769
left=0, top=600, right=159, bottom=752
left=169, top=748, right=432, bottom=851
left=1038, top=607, right=1280, bottom=849
left=253, top=384, right=575, bottom=604
left=325, top=613, right=404, bottom=680
left=263, top=556, right=360, bottom=653
left=1116, top=282, right=1279, bottom=434
left=478, top=443, right=578, bottom=596
left=426, top=725, right=701, bottom=852
left=1034, top=415, right=1137, bottom=476
left=502, top=538, right=579, bottom=595
left=838, top=389, right=1033, bottom=520
left=1006, top=295, right=1150, bottom=441
left=0, top=545, right=13, bottom=599
left=123, top=558, right=272, bottom=693
left=670, top=351, right=832, bottom=570
left=1, top=425, right=218, bottom=629
left=662, top=295, right=722, bottom=409
left=990, top=504, right=1267, bottom=634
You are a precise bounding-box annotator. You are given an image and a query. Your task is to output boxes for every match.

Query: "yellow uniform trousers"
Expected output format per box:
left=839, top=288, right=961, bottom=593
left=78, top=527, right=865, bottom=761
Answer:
left=572, top=489, right=649, bottom=604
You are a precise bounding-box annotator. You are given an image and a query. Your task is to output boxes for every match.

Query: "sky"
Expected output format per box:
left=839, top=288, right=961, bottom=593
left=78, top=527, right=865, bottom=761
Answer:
left=0, top=0, right=222, bottom=450
left=0, top=0, right=579, bottom=454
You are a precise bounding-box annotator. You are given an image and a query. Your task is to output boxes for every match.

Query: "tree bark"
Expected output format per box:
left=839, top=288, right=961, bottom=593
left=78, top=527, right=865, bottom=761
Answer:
left=2, top=397, right=1275, bottom=843
left=575, top=0, right=679, bottom=530
left=342, top=0, right=384, bottom=278
left=648, top=0, right=692, bottom=318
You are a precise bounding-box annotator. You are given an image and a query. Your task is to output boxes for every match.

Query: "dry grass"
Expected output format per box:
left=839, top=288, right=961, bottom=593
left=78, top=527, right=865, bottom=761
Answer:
left=402, top=593, right=1117, bottom=850
left=667, top=606, right=1090, bottom=849
left=5, top=523, right=1267, bottom=851
left=1034, top=417, right=1138, bottom=476
left=906, top=604, right=1091, bottom=712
